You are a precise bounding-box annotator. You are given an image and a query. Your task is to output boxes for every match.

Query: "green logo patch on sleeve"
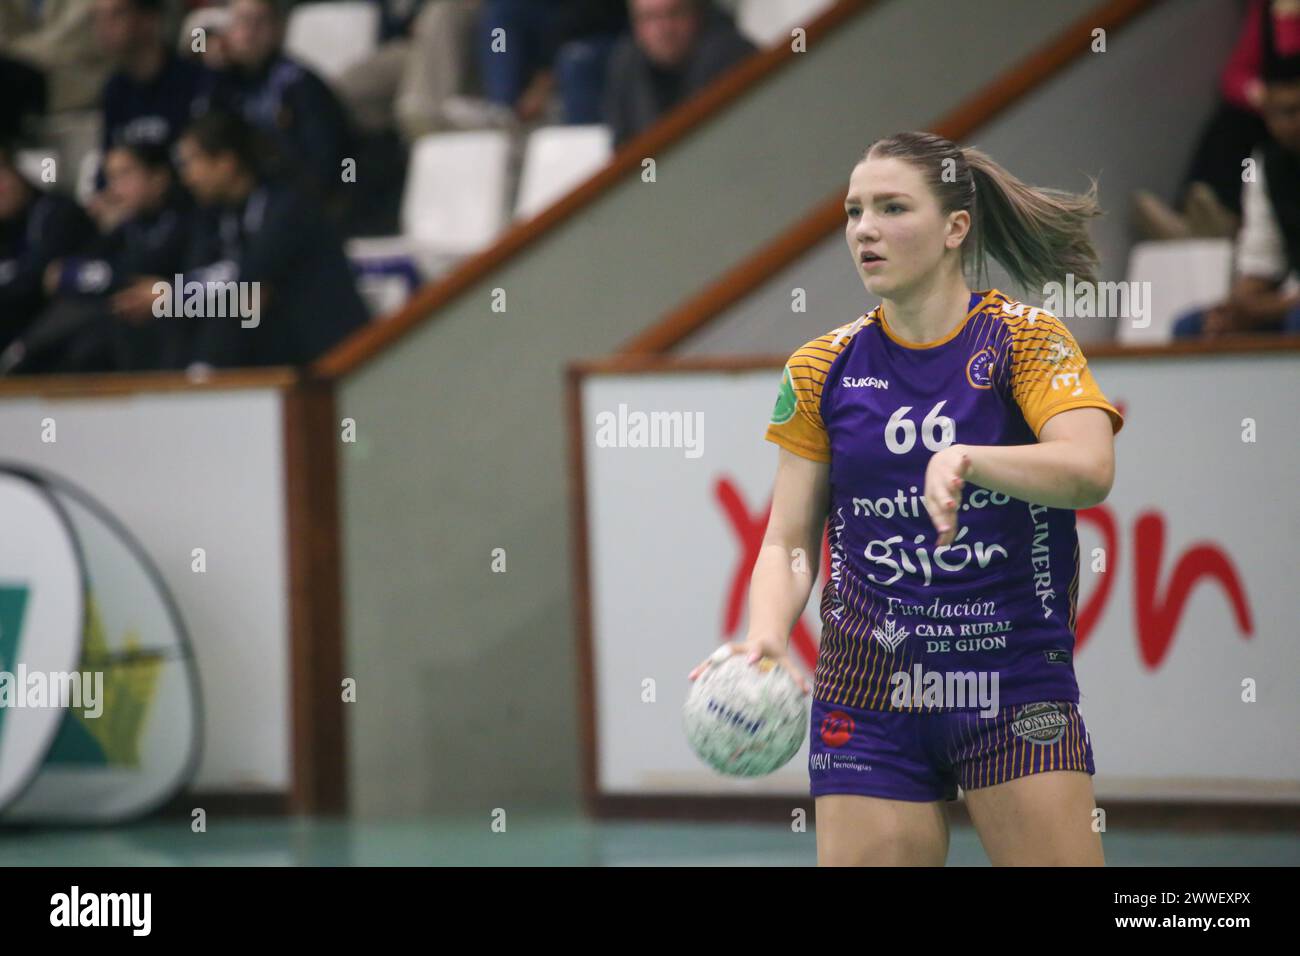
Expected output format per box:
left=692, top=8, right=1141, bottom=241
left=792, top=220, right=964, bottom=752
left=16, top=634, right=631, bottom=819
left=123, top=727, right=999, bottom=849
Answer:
left=770, top=365, right=797, bottom=425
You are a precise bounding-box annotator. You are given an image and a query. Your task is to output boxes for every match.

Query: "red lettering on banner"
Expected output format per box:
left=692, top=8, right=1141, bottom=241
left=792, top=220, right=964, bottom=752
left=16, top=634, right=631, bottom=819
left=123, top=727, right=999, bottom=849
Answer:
left=1130, top=510, right=1254, bottom=669
left=715, top=477, right=818, bottom=672
left=1076, top=506, right=1119, bottom=652
left=1078, top=506, right=1252, bottom=667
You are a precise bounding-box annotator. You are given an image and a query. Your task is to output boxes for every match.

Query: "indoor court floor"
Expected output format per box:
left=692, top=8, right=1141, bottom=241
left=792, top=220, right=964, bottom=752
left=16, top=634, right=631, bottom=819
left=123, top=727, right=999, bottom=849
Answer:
left=3, top=816, right=1297, bottom=866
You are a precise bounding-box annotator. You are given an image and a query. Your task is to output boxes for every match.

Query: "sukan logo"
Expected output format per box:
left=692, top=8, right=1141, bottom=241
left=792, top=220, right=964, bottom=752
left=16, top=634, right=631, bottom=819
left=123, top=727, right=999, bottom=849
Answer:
left=841, top=375, right=889, bottom=389
left=819, top=710, right=854, bottom=747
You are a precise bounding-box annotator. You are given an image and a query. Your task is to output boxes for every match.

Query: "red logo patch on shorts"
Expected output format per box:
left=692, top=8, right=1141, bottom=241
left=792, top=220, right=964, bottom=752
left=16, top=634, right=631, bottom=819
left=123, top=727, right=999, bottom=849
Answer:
left=819, top=711, right=854, bottom=747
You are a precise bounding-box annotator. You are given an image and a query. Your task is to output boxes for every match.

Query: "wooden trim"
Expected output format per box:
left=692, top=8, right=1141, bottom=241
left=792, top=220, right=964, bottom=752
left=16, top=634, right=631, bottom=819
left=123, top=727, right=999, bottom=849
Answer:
left=282, top=381, right=348, bottom=815
left=314, top=0, right=880, bottom=380
left=620, top=0, right=1163, bottom=355
left=0, top=367, right=299, bottom=398
left=566, top=366, right=601, bottom=814
left=589, top=795, right=1300, bottom=829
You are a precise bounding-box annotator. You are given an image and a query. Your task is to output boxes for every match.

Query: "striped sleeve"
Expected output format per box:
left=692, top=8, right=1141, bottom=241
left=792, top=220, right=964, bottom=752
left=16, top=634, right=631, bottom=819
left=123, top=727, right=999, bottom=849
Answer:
left=1005, top=308, right=1123, bottom=437
left=764, top=332, right=844, bottom=462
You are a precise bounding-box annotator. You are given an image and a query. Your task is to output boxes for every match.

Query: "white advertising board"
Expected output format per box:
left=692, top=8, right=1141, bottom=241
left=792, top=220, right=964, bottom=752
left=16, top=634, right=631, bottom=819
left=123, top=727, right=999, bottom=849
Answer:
left=0, top=388, right=290, bottom=791
left=580, top=353, right=1300, bottom=802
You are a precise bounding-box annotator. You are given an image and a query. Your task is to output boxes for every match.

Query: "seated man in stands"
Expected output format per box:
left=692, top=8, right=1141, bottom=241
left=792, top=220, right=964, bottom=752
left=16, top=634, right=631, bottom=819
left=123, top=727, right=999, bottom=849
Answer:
left=109, top=112, right=368, bottom=369
left=1175, top=20, right=1300, bottom=337
left=603, top=0, right=755, bottom=147
left=0, top=144, right=96, bottom=359
left=1, top=142, right=197, bottom=374
left=94, top=0, right=213, bottom=156
left=205, top=0, right=353, bottom=204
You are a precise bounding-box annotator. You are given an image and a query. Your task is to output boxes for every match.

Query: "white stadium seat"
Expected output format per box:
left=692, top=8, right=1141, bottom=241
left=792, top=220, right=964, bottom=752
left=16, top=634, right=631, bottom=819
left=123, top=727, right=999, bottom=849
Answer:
left=1121, top=239, right=1234, bottom=344
left=14, top=149, right=54, bottom=186
left=401, top=130, right=512, bottom=255
left=284, top=1, right=380, bottom=81
left=514, top=125, right=613, bottom=221
left=736, top=0, right=833, bottom=46
left=346, top=130, right=513, bottom=308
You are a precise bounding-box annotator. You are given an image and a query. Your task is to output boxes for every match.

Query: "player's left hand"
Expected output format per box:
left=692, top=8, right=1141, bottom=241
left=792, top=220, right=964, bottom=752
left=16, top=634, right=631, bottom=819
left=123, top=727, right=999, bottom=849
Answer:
left=924, top=444, right=972, bottom=548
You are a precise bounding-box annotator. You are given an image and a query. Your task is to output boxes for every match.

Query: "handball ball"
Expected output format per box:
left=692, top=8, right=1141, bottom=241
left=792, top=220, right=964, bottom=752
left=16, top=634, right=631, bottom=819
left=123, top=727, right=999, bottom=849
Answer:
left=683, top=649, right=808, bottom=777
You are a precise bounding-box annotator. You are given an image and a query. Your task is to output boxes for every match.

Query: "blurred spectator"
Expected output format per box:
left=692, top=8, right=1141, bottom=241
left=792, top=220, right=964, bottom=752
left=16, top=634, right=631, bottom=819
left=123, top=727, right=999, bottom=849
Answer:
left=0, top=1, right=113, bottom=127
left=1173, top=23, right=1300, bottom=339
left=206, top=0, right=353, bottom=202
left=95, top=0, right=212, bottom=154
left=175, top=0, right=233, bottom=70
left=0, top=143, right=96, bottom=359
left=475, top=0, right=629, bottom=125
left=109, top=111, right=367, bottom=369
left=2, top=142, right=197, bottom=373
left=1135, top=0, right=1300, bottom=240
left=604, top=0, right=755, bottom=147
left=0, top=55, right=46, bottom=144
left=337, top=0, right=487, bottom=142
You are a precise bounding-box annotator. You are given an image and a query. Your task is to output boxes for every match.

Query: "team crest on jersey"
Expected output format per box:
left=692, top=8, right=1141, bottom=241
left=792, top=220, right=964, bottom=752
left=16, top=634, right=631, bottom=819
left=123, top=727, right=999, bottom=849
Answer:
left=965, top=346, right=995, bottom=389
left=770, top=365, right=797, bottom=425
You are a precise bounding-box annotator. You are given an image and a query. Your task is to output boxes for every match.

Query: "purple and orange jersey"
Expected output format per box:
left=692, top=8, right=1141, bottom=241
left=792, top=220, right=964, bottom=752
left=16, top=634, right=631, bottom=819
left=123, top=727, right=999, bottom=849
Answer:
left=765, top=289, right=1123, bottom=712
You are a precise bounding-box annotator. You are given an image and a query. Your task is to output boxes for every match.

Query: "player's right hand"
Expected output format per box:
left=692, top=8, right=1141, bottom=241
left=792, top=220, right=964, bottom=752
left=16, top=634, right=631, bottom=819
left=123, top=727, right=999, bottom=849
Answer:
left=687, top=637, right=812, bottom=694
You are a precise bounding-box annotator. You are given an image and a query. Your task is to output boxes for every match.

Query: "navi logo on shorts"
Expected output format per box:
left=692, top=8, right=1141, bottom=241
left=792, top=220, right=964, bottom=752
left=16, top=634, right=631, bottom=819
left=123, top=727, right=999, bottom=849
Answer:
left=1010, top=702, right=1068, bottom=745
left=819, top=711, right=854, bottom=747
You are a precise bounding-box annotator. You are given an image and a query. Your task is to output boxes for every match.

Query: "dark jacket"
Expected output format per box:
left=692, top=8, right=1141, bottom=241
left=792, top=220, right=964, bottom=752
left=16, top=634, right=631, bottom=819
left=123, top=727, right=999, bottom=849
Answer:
left=101, top=51, right=213, bottom=153
left=207, top=53, right=354, bottom=199
left=603, top=5, right=755, bottom=147
left=179, top=178, right=368, bottom=368
left=0, top=187, right=95, bottom=349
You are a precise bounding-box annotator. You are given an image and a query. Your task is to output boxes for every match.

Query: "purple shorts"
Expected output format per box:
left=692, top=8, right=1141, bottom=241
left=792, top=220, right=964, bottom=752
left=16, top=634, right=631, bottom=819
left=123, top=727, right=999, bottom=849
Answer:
left=808, top=697, right=1095, bottom=802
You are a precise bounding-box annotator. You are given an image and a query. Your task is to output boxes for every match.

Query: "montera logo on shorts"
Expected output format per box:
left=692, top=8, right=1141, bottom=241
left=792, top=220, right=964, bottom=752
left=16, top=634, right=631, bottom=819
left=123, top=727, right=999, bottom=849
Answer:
left=1010, top=702, right=1068, bottom=744
left=50, top=886, right=151, bottom=936
left=841, top=375, right=889, bottom=389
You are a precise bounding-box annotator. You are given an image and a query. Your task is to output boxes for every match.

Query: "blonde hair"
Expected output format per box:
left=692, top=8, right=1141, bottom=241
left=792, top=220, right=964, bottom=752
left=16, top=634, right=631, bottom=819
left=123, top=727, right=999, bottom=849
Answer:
left=861, top=131, right=1102, bottom=290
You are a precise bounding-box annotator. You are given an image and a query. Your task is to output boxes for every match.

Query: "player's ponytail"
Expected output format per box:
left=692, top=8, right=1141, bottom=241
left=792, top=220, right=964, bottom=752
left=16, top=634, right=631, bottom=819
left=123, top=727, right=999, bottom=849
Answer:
left=862, top=132, right=1102, bottom=292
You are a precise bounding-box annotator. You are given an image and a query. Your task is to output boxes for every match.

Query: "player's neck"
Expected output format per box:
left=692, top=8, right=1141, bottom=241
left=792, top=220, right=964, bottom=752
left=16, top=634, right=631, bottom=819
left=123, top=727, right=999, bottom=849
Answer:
left=880, top=273, right=974, bottom=346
